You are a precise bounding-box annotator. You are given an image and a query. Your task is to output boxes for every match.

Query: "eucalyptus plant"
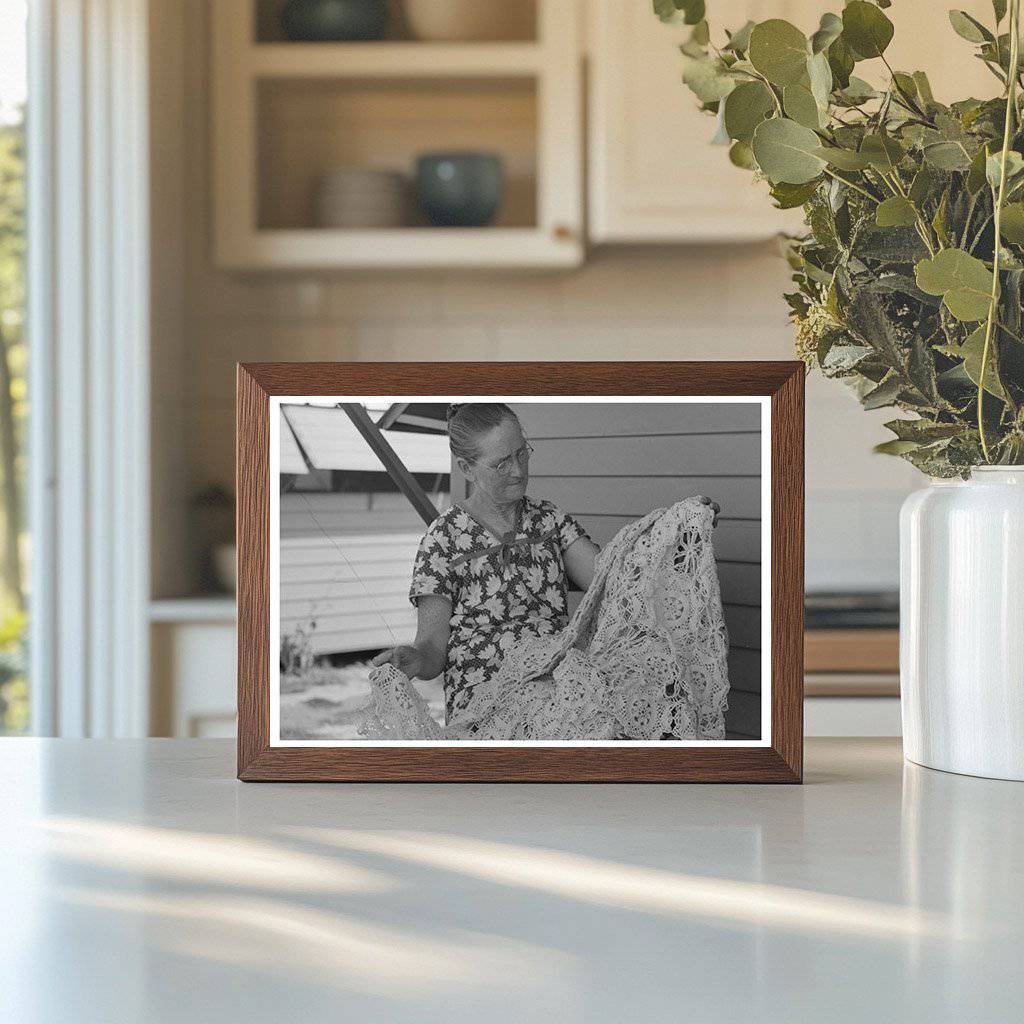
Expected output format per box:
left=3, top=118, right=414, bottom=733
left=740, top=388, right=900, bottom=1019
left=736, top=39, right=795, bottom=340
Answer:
left=658, top=0, right=1024, bottom=475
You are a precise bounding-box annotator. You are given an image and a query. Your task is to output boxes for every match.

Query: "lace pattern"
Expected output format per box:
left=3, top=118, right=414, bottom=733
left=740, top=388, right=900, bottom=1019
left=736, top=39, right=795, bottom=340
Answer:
left=360, top=498, right=731, bottom=741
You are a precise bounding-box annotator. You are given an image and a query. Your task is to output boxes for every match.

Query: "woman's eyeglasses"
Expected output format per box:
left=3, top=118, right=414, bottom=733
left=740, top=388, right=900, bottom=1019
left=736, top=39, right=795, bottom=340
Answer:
left=485, top=442, right=534, bottom=476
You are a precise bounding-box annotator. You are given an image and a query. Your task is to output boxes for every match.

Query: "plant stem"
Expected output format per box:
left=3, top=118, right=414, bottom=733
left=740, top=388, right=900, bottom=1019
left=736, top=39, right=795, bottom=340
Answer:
left=868, top=165, right=937, bottom=253
left=979, top=0, right=1021, bottom=462
left=821, top=167, right=879, bottom=203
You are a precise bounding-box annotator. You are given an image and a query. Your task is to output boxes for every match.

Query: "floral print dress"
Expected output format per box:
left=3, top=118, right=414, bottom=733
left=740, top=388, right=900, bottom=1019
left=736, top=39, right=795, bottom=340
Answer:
left=409, top=495, right=592, bottom=723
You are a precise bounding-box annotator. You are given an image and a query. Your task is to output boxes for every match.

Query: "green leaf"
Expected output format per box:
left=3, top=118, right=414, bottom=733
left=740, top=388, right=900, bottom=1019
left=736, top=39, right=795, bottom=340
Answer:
left=855, top=225, right=929, bottom=263
left=723, top=81, right=775, bottom=143
left=993, top=0, right=1008, bottom=24
left=814, top=145, right=872, bottom=170
left=724, top=20, right=755, bottom=53
left=810, top=12, right=843, bottom=54
left=653, top=0, right=677, bottom=23
left=875, top=196, right=918, bottom=228
left=909, top=165, right=936, bottom=205
left=690, top=20, right=711, bottom=46
left=752, top=117, right=827, bottom=184
left=1000, top=202, right=1024, bottom=242
left=654, top=0, right=705, bottom=25
left=827, top=35, right=855, bottom=89
left=807, top=51, right=833, bottom=111
left=748, top=19, right=810, bottom=87
left=860, top=133, right=905, bottom=173
left=728, top=140, right=758, bottom=169
left=681, top=0, right=705, bottom=25
left=986, top=150, right=1024, bottom=190
left=681, top=55, right=737, bottom=103
left=915, top=249, right=994, bottom=321
left=862, top=374, right=903, bottom=409
left=948, top=10, right=993, bottom=44
left=842, top=1, right=894, bottom=60
left=874, top=438, right=921, bottom=455
left=892, top=72, right=919, bottom=102
left=783, top=83, right=822, bottom=128
left=908, top=334, right=941, bottom=402
left=932, top=189, right=950, bottom=247
left=958, top=324, right=1007, bottom=398
left=923, top=140, right=973, bottom=171
left=836, top=75, right=877, bottom=104
left=710, top=108, right=731, bottom=145
left=847, top=284, right=909, bottom=371
left=822, top=341, right=874, bottom=373
left=770, top=179, right=820, bottom=208
left=967, top=142, right=994, bottom=193
left=885, top=418, right=963, bottom=443
left=912, top=71, right=935, bottom=105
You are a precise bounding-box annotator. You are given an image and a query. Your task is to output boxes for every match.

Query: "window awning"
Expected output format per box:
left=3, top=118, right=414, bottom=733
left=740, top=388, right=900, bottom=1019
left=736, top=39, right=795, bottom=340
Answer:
left=377, top=402, right=449, bottom=433
left=282, top=404, right=451, bottom=475
left=280, top=414, right=309, bottom=474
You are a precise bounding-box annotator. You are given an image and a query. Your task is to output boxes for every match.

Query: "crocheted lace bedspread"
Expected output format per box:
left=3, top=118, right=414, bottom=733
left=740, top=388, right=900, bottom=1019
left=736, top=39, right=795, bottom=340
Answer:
left=359, top=497, right=731, bottom=741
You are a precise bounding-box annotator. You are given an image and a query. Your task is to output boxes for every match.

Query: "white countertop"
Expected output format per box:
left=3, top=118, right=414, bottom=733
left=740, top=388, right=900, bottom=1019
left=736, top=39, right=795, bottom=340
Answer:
left=2, top=738, right=1021, bottom=1023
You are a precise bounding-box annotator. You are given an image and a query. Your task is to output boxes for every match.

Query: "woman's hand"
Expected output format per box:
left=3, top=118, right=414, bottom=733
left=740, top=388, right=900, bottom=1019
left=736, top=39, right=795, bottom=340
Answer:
left=698, top=495, right=721, bottom=528
left=371, top=645, right=426, bottom=679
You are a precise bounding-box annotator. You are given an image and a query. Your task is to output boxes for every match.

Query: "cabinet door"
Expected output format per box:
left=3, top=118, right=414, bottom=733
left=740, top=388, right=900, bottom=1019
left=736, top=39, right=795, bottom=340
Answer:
left=588, top=1, right=1002, bottom=245
left=588, top=1, right=814, bottom=243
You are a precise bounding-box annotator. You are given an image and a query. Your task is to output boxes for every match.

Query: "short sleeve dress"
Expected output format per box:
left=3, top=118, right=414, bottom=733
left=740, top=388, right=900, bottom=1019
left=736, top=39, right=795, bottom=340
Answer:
left=409, top=494, right=593, bottom=723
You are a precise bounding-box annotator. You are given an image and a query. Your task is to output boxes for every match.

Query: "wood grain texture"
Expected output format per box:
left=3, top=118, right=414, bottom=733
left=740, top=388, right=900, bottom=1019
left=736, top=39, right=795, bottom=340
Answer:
left=237, top=365, right=270, bottom=777
left=770, top=365, right=805, bottom=782
left=236, top=361, right=804, bottom=783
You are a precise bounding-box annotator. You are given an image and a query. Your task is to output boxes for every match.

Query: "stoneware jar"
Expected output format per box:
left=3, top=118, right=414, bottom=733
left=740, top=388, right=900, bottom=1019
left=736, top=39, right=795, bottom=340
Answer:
left=900, top=467, right=1024, bottom=781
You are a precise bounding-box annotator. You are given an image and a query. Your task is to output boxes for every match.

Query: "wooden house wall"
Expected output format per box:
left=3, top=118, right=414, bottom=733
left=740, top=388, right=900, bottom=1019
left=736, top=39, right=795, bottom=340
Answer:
left=453, top=401, right=763, bottom=739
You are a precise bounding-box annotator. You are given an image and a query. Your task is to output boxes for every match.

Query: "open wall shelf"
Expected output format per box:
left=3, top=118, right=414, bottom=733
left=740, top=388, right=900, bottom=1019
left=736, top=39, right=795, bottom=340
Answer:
left=212, top=0, right=582, bottom=268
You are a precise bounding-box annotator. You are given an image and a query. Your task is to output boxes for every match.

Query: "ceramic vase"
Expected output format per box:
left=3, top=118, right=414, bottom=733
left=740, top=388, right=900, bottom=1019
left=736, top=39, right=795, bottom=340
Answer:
left=900, top=467, right=1024, bottom=781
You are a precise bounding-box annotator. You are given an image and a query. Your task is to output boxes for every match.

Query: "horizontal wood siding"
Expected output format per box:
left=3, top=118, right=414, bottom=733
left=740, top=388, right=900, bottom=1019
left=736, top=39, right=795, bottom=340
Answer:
left=279, top=492, right=447, bottom=655
left=513, top=402, right=763, bottom=739
left=284, top=402, right=764, bottom=738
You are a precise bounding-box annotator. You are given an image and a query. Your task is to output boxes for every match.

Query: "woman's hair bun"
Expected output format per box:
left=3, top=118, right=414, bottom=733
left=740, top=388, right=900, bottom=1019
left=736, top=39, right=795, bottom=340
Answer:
left=445, top=402, right=519, bottom=462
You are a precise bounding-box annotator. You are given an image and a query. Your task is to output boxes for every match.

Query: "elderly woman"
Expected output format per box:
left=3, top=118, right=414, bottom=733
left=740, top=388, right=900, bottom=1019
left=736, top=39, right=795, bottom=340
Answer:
left=372, top=403, right=601, bottom=724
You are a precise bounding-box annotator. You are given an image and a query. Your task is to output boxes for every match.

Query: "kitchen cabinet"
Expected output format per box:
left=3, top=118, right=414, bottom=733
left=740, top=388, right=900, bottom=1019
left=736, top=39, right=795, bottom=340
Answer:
left=211, top=0, right=584, bottom=269
left=587, top=0, right=999, bottom=244
left=587, top=1, right=811, bottom=243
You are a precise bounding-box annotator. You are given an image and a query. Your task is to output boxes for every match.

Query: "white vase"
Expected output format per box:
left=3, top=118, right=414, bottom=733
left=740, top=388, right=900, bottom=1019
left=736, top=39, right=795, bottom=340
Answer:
left=900, top=467, right=1024, bottom=781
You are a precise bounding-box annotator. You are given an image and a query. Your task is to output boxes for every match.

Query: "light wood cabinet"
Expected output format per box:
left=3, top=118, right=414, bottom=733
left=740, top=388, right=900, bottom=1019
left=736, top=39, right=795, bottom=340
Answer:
left=586, top=0, right=1000, bottom=244
left=587, top=1, right=811, bottom=243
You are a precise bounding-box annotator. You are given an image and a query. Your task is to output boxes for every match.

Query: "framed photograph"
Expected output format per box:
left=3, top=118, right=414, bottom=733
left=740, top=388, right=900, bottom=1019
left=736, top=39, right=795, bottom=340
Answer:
left=237, top=362, right=804, bottom=782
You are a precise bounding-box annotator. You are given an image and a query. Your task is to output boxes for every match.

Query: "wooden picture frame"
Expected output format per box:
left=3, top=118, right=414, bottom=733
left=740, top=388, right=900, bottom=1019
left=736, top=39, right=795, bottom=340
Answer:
left=237, top=362, right=804, bottom=782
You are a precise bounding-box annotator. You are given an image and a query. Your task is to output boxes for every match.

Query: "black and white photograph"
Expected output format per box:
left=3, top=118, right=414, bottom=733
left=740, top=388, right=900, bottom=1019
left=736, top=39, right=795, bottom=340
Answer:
left=270, top=396, right=768, bottom=745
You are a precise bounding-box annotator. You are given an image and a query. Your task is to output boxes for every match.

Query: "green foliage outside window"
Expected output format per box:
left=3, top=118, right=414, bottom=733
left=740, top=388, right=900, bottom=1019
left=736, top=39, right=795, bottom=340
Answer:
left=0, top=110, right=28, bottom=733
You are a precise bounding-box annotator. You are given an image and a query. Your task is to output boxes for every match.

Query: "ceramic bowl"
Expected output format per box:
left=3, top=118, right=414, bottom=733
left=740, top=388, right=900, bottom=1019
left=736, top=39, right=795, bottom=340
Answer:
left=314, top=167, right=409, bottom=228
left=414, top=152, right=505, bottom=227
